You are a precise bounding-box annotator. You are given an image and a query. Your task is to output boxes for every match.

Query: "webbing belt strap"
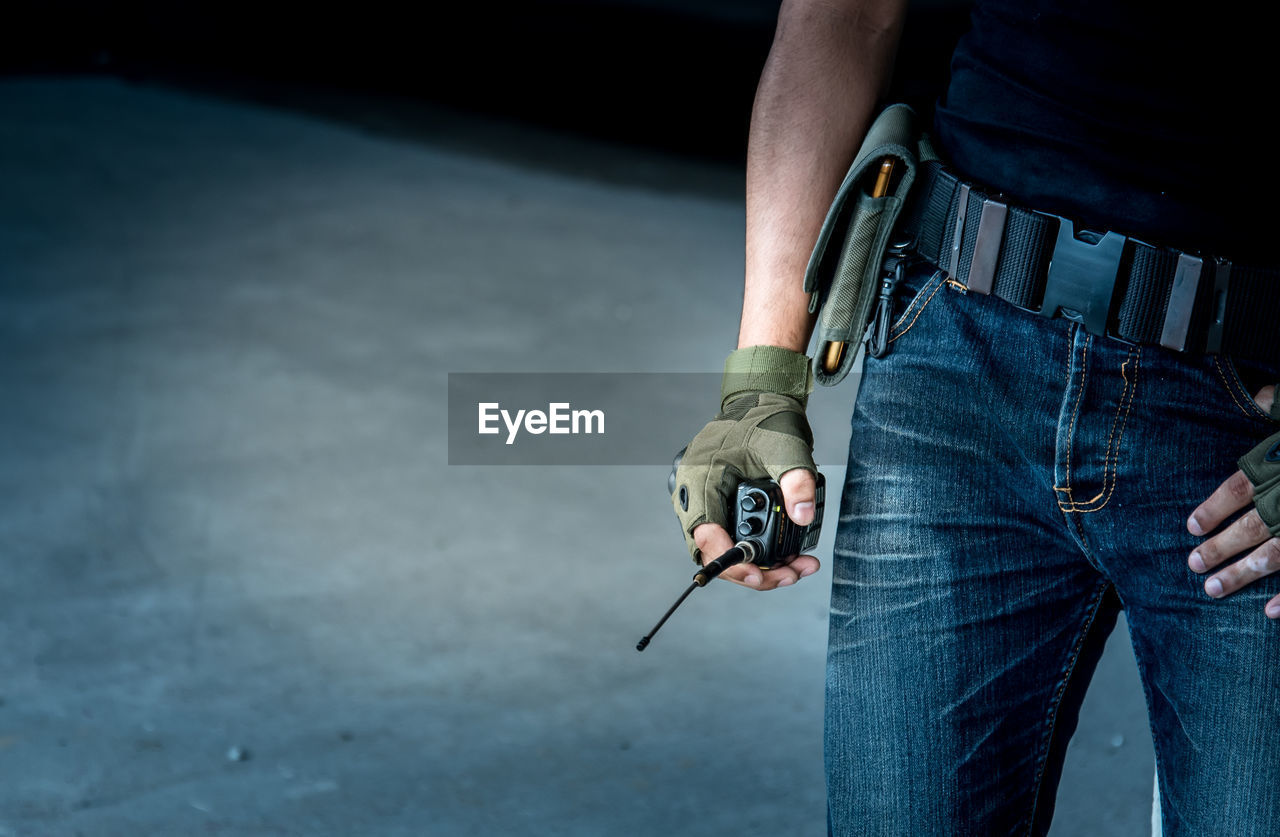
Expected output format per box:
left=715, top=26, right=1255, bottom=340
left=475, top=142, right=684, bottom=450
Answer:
left=898, top=162, right=1280, bottom=363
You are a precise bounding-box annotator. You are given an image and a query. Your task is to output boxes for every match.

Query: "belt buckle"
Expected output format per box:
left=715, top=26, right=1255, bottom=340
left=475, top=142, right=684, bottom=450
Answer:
left=1036, top=214, right=1128, bottom=339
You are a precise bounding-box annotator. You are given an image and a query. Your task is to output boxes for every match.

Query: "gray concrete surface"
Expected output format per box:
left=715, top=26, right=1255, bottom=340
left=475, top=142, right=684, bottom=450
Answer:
left=0, top=77, right=1154, bottom=835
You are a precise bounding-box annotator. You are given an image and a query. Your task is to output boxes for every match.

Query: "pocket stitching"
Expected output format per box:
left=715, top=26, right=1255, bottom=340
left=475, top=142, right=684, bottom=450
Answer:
left=1213, top=356, right=1274, bottom=424
left=888, top=271, right=946, bottom=343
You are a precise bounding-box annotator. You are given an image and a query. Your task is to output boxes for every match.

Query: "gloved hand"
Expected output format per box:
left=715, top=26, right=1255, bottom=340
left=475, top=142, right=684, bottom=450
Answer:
left=1239, top=428, right=1280, bottom=538
left=1186, top=383, right=1280, bottom=618
left=671, top=345, right=821, bottom=590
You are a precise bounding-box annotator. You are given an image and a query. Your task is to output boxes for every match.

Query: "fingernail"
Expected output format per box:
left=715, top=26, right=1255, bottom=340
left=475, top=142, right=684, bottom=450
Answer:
left=744, top=574, right=760, bottom=585
left=777, top=577, right=794, bottom=587
left=1189, top=552, right=1206, bottom=573
left=799, top=567, right=816, bottom=578
left=1205, top=577, right=1224, bottom=598
left=793, top=502, right=815, bottom=522
left=1188, top=515, right=1204, bottom=536
left=1267, top=603, right=1280, bottom=619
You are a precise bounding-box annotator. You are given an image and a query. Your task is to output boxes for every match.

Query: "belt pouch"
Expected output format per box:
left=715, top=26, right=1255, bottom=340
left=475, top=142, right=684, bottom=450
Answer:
left=803, top=104, right=933, bottom=385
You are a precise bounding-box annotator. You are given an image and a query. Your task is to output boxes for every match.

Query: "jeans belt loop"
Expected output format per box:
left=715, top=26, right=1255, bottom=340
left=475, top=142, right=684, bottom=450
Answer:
left=966, top=198, right=1008, bottom=296
left=1159, top=253, right=1205, bottom=352
left=1204, top=259, right=1233, bottom=355
left=947, top=184, right=970, bottom=281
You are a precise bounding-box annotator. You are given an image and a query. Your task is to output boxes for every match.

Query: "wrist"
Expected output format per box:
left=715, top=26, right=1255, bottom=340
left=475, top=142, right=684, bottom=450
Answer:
left=721, top=345, right=813, bottom=408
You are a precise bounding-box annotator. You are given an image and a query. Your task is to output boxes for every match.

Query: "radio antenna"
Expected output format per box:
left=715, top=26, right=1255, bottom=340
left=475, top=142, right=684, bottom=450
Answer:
left=635, top=542, right=757, bottom=651
left=635, top=583, right=696, bottom=652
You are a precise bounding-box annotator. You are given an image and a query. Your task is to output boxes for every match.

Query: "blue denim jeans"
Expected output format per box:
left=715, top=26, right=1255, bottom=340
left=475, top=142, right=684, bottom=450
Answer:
left=826, top=264, right=1280, bottom=836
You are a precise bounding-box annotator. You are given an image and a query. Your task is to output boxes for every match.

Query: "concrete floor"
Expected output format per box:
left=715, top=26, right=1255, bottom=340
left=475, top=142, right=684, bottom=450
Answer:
left=0, top=77, right=1154, bottom=835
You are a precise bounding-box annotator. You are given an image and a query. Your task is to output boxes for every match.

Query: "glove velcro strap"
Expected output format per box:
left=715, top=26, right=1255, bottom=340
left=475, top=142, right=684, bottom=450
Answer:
left=721, top=345, right=813, bottom=408
left=1239, top=432, right=1280, bottom=537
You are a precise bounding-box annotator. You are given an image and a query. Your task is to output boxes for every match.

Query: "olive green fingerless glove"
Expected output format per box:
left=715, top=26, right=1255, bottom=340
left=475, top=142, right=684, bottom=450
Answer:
left=671, top=345, right=817, bottom=562
left=1240, top=427, right=1280, bottom=537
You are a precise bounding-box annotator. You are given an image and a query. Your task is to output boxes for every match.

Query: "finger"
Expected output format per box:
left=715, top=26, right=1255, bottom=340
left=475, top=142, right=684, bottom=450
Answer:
left=730, top=554, right=821, bottom=591
left=758, top=563, right=801, bottom=590
left=788, top=553, right=821, bottom=579
left=1203, top=538, right=1280, bottom=599
left=1255, top=385, right=1276, bottom=415
left=719, top=561, right=765, bottom=588
left=779, top=467, right=817, bottom=525
left=1188, top=470, right=1255, bottom=537
left=1190, top=507, right=1271, bottom=574
left=1268, top=594, right=1280, bottom=620
left=759, top=553, right=821, bottom=588
left=694, top=522, right=764, bottom=588
left=694, top=521, right=735, bottom=565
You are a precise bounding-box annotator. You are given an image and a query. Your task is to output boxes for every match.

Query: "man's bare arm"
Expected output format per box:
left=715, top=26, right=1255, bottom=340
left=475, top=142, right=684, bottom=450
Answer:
left=739, top=0, right=908, bottom=352
left=691, top=0, right=908, bottom=592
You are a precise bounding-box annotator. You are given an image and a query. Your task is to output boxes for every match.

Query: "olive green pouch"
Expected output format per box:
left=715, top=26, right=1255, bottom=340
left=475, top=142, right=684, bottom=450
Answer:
left=803, top=104, right=936, bottom=386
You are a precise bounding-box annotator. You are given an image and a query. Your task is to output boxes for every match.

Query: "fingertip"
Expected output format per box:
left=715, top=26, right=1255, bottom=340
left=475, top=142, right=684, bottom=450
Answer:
left=1188, top=514, right=1204, bottom=536
left=792, top=554, right=820, bottom=578
left=1189, top=551, right=1206, bottom=573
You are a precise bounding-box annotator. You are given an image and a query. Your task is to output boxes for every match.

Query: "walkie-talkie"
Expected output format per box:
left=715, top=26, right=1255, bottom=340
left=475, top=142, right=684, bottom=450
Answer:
left=636, top=453, right=825, bottom=651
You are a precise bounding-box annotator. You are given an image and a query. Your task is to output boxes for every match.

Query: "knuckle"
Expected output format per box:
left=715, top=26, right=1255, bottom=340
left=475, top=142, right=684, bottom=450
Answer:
left=1263, top=540, right=1280, bottom=572
left=1244, top=511, right=1270, bottom=540
left=1227, top=471, right=1255, bottom=502
left=1198, top=540, right=1219, bottom=564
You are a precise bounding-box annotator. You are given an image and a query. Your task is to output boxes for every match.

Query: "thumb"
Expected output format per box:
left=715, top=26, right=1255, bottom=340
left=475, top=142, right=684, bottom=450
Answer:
left=779, top=467, right=817, bottom=526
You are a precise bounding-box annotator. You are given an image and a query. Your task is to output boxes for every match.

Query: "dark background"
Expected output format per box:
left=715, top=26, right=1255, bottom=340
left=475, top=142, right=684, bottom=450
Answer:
left=3, top=0, right=971, bottom=163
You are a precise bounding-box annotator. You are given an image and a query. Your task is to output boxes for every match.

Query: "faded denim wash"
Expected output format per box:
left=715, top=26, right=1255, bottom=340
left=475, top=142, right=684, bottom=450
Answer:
left=827, top=265, right=1280, bottom=836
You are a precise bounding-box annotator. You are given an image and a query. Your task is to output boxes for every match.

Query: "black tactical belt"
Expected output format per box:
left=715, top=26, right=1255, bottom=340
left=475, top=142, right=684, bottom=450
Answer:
left=898, top=162, right=1280, bottom=363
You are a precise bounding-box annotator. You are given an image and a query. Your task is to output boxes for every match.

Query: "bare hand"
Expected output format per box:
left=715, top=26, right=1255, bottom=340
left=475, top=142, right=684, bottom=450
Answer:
left=692, top=468, right=821, bottom=591
left=1187, top=384, right=1280, bottom=619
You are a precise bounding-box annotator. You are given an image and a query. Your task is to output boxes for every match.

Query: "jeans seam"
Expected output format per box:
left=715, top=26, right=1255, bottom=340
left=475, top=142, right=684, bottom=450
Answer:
left=1069, top=513, right=1092, bottom=561
left=1053, top=338, right=1075, bottom=500
left=1213, top=355, right=1273, bottom=424
left=1059, top=346, right=1141, bottom=513
left=1055, top=333, right=1092, bottom=503
left=1024, top=579, right=1113, bottom=836
left=1127, top=628, right=1171, bottom=837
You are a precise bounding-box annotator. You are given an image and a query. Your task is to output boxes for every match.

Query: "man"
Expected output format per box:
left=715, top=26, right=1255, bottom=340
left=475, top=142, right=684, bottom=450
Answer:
left=670, top=0, right=1280, bottom=833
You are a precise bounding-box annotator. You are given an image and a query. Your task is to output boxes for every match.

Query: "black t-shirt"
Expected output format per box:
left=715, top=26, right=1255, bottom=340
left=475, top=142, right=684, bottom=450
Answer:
left=933, top=0, right=1271, bottom=264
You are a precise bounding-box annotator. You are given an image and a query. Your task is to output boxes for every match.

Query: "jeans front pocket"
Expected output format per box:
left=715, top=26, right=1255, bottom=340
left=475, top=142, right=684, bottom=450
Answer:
left=1211, top=354, right=1280, bottom=425
left=886, top=266, right=947, bottom=346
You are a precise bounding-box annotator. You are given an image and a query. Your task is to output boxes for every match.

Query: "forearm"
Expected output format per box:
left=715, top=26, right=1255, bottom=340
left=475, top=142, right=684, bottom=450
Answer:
left=739, top=0, right=907, bottom=351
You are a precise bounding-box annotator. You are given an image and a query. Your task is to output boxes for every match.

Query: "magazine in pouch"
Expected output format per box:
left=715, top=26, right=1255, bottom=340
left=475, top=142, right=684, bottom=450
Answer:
left=803, top=104, right=936, bottom=385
